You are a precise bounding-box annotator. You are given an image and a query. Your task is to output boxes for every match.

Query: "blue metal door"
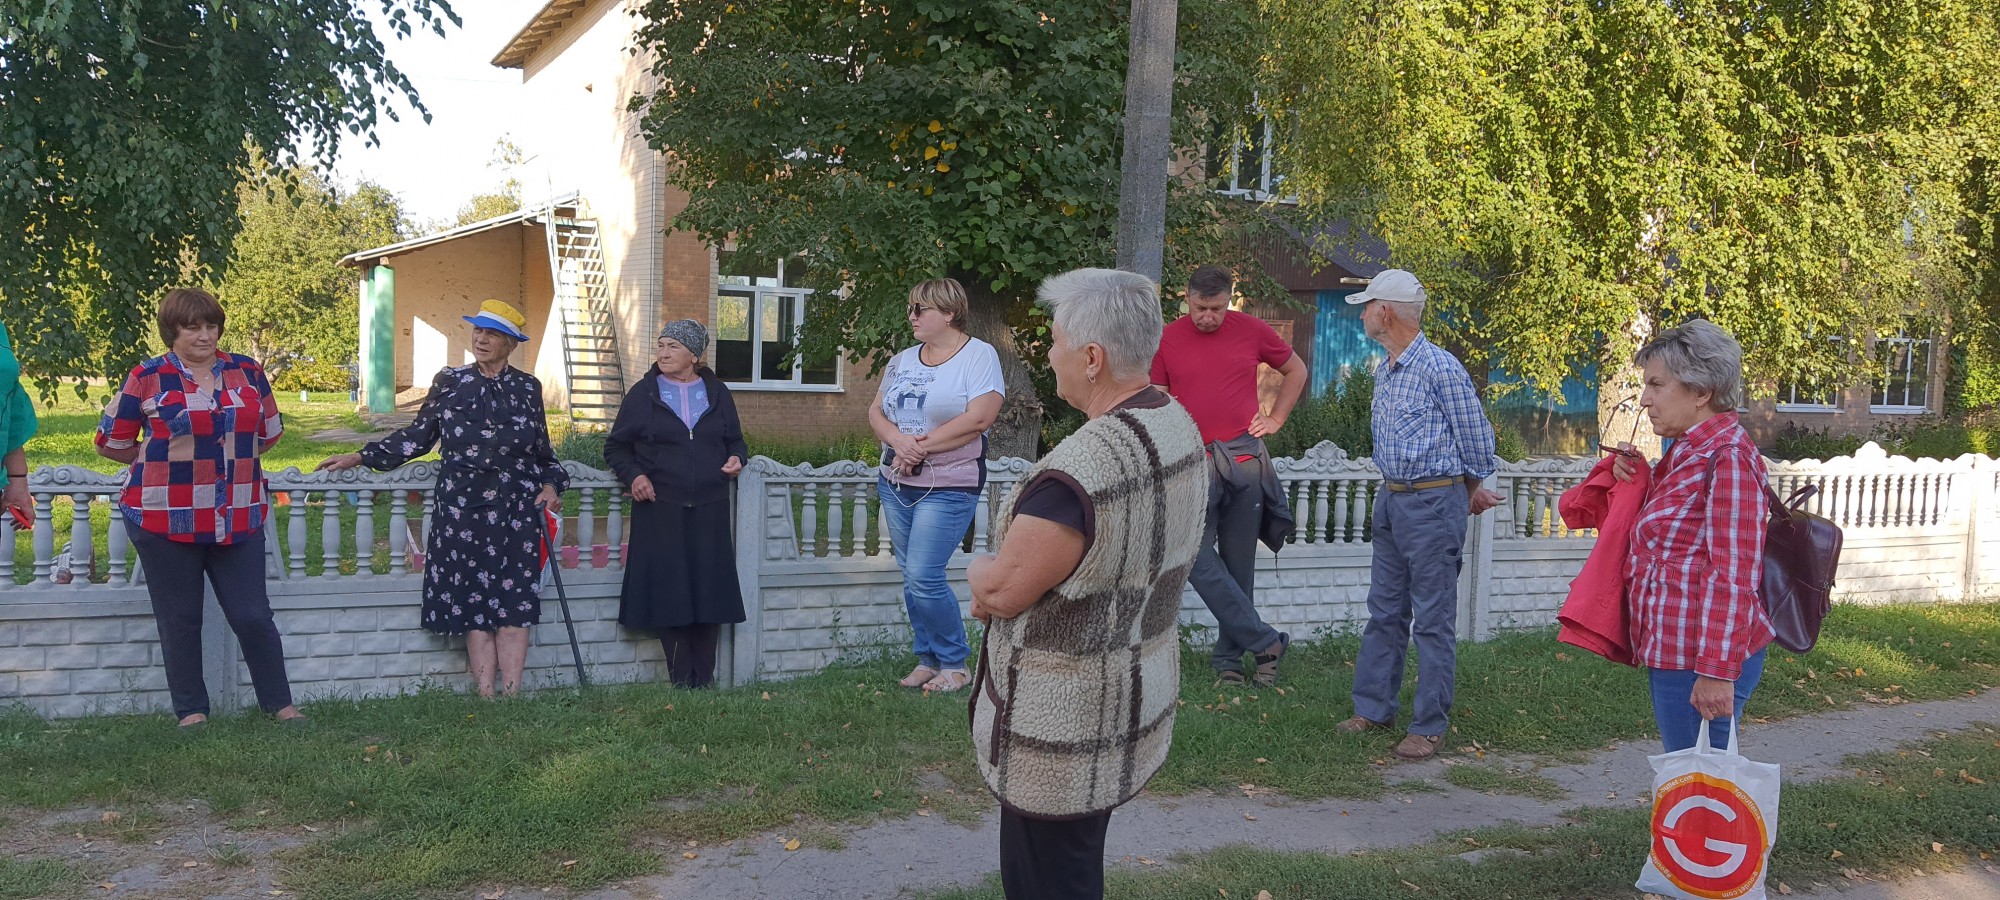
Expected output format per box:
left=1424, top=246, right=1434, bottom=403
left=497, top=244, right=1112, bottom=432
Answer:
left=1312, top=289, right=1379, bottom=395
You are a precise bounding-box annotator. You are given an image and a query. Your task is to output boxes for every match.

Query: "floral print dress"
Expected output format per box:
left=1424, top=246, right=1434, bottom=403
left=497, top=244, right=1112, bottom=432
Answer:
left=360, top=365, right=570, bottom=634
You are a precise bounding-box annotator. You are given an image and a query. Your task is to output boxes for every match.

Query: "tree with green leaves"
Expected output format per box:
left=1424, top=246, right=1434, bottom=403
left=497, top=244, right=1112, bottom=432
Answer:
left=629, top=0, right=1271, bottom=456
left=1263, top=0, right=2000, bottom=449
left=0, top=0, right=457, bottom=394
left=211, top=154, right=405, bottom=392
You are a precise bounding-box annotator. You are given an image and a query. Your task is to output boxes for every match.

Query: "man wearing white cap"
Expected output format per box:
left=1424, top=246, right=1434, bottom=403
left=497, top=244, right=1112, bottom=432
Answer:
left=1336, top=269, right=1504, bottom=760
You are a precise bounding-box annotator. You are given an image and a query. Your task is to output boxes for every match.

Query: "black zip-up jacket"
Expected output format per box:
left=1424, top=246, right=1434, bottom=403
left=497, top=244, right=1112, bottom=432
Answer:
left=603, top=366, right=749, bottom=507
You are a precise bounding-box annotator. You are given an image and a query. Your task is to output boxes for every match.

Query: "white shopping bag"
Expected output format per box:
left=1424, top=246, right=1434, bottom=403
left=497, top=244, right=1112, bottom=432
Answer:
left=1637, top=719, right=1781, bottom=900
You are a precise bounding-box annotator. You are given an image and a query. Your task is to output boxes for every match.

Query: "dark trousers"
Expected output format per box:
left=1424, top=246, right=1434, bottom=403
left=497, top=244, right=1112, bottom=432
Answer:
left=129, top=527, right=293, bottom=718
left=999, top=807, right=1113, bottom=900
left=660, top=624, right=721, bottom=688
left=1189, top=454, right=1281, bottom=672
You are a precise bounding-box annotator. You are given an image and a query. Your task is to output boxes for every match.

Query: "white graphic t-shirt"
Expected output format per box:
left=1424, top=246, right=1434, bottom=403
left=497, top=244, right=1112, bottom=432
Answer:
left=878, top=336, right=1006, bottom=491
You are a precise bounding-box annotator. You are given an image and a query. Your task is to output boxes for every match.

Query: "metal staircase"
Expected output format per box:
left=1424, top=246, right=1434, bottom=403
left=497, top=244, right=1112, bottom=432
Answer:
left=545, top=202, right=625, bottom=427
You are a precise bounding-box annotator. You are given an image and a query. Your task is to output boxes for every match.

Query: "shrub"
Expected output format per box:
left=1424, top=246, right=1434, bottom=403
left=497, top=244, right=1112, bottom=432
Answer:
left=1266, top=367, right=1374, bottom=459
left=1491, top=417, right=1529, bottom=463
left=1875, top=415, right=1989, bottom=460
left=1770, top=423, right=1865, bottom=461
left=745, top=432, right=878, bottom=466
left=553, top=429, right=606, bottom=469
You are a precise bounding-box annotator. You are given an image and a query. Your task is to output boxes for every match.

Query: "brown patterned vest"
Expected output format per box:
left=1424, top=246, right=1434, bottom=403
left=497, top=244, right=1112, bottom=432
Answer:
left=970, top=400, right=1207, bottom=819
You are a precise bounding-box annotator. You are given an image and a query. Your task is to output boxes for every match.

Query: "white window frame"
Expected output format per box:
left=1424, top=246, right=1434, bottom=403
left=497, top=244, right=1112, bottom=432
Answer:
left=1212, top=100, right=1297, bottom=205
left=1869, top=330, right=1932, bottom=414
left=1774, top=337, right=1843, bottom=413
left=712, top=257, right=844, bottom=393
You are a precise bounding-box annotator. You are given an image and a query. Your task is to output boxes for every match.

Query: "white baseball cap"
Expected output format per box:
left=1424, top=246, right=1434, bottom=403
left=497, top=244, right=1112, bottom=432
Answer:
left=1344, top=269, right=1427, bottom=304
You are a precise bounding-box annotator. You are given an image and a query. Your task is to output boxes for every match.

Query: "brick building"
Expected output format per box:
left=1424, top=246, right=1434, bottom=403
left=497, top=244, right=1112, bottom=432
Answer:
left=340, top=0, right=879, bottom=440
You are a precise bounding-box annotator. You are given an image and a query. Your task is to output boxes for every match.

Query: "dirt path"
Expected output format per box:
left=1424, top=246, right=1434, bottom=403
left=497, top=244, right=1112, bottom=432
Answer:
left=575, top=689, right=2000, bottom=900
left=6, top=691, right=1995, bottom=900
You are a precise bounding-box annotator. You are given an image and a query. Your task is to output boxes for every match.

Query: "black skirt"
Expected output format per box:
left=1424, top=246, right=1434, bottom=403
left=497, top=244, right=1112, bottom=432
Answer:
left=618, top=498, right=746, bottom=629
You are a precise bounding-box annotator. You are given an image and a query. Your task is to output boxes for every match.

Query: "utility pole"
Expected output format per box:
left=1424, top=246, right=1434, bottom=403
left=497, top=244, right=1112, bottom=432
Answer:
left=1114, top=0, right=1177, bottom=283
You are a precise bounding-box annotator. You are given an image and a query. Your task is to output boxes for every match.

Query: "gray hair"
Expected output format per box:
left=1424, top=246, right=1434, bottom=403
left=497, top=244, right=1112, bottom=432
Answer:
left=1387, top=300, right=1426, bottom=326
left=1036, top=268, right=1162, bottom=380
left=1633, top=319, right=1745, bottom=412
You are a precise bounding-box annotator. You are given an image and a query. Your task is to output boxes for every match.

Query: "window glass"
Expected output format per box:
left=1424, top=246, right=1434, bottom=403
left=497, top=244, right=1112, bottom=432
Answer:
left=714, top=291, right=754, bottom=381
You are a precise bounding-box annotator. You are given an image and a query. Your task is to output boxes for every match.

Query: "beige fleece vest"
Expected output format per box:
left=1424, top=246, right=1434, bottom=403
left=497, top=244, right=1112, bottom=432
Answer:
left=970, top=400, right=1207, bottom=818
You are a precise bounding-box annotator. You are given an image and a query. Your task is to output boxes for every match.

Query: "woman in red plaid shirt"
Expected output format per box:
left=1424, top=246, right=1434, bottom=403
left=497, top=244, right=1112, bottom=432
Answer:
left=96, top=288, right=304, bottom=729
left=1612, top=320, right=1774, bottom=752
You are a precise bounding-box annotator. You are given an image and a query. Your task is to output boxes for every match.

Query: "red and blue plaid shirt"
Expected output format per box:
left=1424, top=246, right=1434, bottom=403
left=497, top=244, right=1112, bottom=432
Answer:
left=95, top=352, right=283, bottom=544
left=1624, top=412, right=1774, bottom=679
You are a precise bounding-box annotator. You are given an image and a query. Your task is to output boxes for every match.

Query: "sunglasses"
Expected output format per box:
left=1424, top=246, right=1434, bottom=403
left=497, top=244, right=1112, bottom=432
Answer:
left=1598, top=395, right=1644, bottom=457
left=908, top=304, right=936, bottom=318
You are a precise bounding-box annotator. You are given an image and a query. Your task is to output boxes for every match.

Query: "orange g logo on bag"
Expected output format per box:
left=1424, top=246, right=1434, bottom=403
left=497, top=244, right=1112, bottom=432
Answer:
left=1649, top=772, right=1771, bottom=899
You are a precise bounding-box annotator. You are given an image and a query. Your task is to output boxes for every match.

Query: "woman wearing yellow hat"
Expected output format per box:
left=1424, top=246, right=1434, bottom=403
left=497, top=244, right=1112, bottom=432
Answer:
left=317, top=300, right=569, bottom=698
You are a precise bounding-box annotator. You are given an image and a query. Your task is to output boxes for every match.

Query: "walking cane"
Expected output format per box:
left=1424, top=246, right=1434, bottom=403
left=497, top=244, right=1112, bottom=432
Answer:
left=537, top=505, right=590, bottom=688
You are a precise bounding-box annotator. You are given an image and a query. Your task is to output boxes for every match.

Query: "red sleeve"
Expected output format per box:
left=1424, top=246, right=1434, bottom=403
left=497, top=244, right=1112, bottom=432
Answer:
left=1253, top=317, right=1295, bottom=369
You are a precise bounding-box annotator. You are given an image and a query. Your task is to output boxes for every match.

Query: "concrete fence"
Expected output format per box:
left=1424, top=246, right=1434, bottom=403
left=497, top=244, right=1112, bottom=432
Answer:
left=1, top=442, right=1993, bottom=717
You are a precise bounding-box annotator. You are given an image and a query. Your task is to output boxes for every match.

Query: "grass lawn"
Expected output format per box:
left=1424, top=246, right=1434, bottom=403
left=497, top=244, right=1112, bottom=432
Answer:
left=0, top=602, right=1995, bottom=899
left=21, top=387, right=373, bottom=475
left=925, top=724, right=2000, bottom=900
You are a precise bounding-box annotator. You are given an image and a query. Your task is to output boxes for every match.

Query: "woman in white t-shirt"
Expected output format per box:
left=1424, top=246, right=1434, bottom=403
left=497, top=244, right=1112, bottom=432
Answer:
left=869, top=278, right=1005, bottom=693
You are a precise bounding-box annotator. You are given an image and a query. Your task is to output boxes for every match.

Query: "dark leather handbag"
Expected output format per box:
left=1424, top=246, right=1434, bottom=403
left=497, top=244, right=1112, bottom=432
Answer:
left=1757, top=483, right=1842, bottom=653
left=1703, top=455, right=1844, bottom=653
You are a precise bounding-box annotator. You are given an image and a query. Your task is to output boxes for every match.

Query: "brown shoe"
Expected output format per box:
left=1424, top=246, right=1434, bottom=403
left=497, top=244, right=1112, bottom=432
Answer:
left=1393, top=733, right=1442, bottom=760
left=1334, top=715, right=1392, bottom=734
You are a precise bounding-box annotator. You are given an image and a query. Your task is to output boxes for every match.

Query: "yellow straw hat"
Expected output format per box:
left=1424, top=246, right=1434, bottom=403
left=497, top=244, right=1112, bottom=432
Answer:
left=462, top=299, right=530, bottom=341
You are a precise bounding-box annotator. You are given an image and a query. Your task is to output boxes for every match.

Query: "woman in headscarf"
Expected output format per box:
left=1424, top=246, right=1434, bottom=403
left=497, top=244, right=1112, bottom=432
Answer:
left=605, top=319, right=748, bottom=688
left=317, top=300, right=568, bottom=698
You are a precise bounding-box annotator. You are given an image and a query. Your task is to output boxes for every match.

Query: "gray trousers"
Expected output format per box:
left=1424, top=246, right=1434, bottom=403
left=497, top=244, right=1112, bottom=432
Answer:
left=1189, top=455, right=1282, bottom=673
left=1351, top=486, right=1469, bottom=736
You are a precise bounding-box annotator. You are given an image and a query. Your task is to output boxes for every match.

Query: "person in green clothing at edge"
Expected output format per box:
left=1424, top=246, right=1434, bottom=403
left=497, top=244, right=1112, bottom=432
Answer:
left=0, top=319, right=41, bottom=530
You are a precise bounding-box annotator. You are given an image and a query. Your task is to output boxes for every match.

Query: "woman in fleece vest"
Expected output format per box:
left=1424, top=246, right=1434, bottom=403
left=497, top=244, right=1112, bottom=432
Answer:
left=967, top=268, right=1208, bottom=900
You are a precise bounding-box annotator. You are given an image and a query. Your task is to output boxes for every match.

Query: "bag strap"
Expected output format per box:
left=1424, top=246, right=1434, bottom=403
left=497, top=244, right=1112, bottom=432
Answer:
left=1701, top=450, right=1793, bottom=524
left=1694, top=715, right=1741, bottom=756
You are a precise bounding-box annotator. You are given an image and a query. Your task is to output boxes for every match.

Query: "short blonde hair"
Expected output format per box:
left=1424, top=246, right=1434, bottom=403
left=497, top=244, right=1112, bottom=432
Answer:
left=910, top=278, right=970, bottom=330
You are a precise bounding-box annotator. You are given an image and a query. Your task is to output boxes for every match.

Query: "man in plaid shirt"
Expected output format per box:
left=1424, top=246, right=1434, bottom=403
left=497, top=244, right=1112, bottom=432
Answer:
left=1336, top=270, right=1504, bottom=760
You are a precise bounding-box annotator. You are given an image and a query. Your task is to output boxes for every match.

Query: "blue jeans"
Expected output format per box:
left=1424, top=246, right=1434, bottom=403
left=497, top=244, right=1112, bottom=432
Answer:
left=1648, top=648, right=1767, bottom=752
left=1352, top=487, right=1469, bottom=737
left=878, top=480, right=975, bottom=670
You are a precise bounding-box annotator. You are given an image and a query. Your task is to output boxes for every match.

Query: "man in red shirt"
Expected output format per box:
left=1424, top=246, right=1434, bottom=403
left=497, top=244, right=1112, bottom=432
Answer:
left=1151, top=266, right=1309, bottom=685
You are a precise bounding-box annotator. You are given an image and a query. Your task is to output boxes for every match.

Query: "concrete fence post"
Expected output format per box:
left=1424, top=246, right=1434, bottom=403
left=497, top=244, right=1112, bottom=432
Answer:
left=1966, top=456, right=1989, bottom=601
left=725, top=459, right=770, bottom=687
left=201, top=580, right=241, bottom=714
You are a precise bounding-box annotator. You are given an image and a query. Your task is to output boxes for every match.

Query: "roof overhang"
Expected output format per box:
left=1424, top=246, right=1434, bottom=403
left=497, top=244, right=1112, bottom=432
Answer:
left=338, top=193, right=579, bottom=268
left=491, top=0, right=591, bottom=69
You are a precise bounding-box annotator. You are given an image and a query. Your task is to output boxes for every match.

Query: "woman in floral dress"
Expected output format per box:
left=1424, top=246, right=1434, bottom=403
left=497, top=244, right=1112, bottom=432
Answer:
left=318, top=300, right=568, bottom=697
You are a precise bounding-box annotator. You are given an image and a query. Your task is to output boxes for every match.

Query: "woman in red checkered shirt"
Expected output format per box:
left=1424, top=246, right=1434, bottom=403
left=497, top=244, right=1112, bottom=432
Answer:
left=1612, top=320, right=1774, bottom=752
left=95, top=288, right=304, bottom=729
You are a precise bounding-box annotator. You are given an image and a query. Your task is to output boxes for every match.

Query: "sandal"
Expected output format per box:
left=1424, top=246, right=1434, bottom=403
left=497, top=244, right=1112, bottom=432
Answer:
left=1252, top=632, right=1291, bottom=688
left=1215, top=670, right=1247, bottom=687
left=922, top=669, right=971, bottom=693
left=899, top=665, right=940, bottom=689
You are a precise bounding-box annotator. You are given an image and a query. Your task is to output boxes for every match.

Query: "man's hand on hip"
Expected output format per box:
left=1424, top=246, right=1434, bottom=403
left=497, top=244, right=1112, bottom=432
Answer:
left=1246, top=412, right=1284, bottom=438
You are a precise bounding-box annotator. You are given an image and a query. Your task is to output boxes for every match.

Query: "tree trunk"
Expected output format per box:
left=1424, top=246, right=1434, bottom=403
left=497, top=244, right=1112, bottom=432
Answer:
left=1598, top=308, right=1664, bottom=459
left=1114, top=0, right=1177, bottom=281
left=956, top=272, right=1043, bottom=461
